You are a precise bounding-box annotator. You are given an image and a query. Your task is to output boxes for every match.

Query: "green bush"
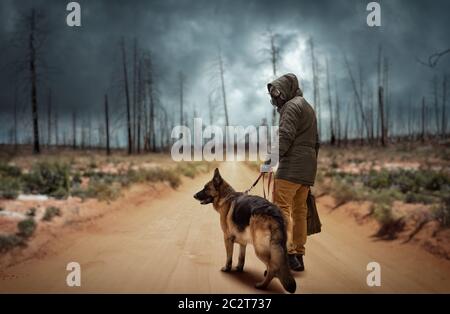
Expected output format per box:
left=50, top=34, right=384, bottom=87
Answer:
left=372, top=203, right=394, bottom=224
left=42, top=206, right=61, bottom=222
left=140, top=168, right=181, bottom=188
left=405, top=192, right=436, bottom=204
left=433, top=196, right=450, bottom=228
left=177, top=163, right=198, bottom=178
left=71, top=186, right=90, bottom=200
left=23, top=162, right=70, bottom=196
left=0, top=176, right=21, bottom=199
left=0, top=163, right=21, bottom=177
left=26, top=207, right=36, bottom=217
left=331, top=180, right=364, bottom=206
left=17, top=218, right=36, bottom=238
left=86, top=180, right=121, bottom=202
left=366, top=169, right=391, bottom=189
left=71, top=171, right=82, bottom=186
left=368, top=189, right=404, bottom=204
left=0, top=234, right=24, bottom=253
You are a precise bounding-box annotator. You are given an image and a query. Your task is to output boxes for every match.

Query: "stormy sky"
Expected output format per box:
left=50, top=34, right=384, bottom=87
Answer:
left=0, top=0, right=449, bottom=145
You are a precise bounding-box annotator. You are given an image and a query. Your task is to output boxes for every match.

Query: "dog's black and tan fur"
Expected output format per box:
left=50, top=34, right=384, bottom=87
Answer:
left=194, top=168, right=296, bottom=293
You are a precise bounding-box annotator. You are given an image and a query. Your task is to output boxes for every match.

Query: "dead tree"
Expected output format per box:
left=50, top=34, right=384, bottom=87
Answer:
left=344, top=101, right=350, bottom=145
left=72, top=110, right=77, bottom=149
left=28, top=9, right=41, bottom=153
left=334, top=76, right=341, bottom=146
left=326, top=58, right=335, bottom=145
left=218, top=49, right=229, bottom=125
left=309, top=37, right=321, bottom=135
left=266, top=31, right=279, bottom=126
left=104, top=94, right=110, bottom=155
left=421, top=96, right=426, bottom=142
left=442, top=75, right=447, bottom=137
left=378, top=86, right=386, bottom=146
left=132, top=38, right=138, bottom=152
left=47, top=89, right=52, bottom=147
left=432, top=76, right=440, bottom=136
left=179, top=71, right=185, bottom=126
left=383, top=57, right=390, bottom=141
left=13, top=81, right=18, bottom=149
left=148, top=55, right=156, bottom=152
left=120, top=38, right=133, bottom=154
left=344, top=56, right=370, bottom=142
left=417, top=48, right=450, bottom=68
left=54, top=100, right=58, bottom=146
left=208, top=92, right=214, bottom=125
left=136, top=57, right=143, bottom=154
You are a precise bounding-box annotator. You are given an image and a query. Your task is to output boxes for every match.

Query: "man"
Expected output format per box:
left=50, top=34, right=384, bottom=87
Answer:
left=265, top=73, right=319, bottom=271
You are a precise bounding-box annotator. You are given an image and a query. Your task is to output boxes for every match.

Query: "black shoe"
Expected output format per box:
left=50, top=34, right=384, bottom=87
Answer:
left=288, top=254, right=303, bottom=271
left=295, top=254, right=305, bottom=272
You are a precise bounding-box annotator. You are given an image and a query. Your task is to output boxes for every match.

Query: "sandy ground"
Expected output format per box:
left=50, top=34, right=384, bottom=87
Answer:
left=0, top=162, right=449, bottom=293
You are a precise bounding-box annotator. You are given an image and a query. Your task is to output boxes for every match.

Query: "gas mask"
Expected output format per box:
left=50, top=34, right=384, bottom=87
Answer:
left=269, top=86, right=286, bottom=109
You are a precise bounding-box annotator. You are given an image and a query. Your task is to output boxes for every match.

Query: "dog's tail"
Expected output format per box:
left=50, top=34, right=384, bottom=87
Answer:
left=270, top=222, right=296, bottom=293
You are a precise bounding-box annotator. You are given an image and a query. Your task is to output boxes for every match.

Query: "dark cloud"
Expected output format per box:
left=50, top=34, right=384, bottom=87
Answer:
left=0, top=0, right=449, bottom=143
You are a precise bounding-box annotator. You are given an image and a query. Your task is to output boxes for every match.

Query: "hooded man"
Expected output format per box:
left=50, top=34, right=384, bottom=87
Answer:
left=266, top=73, right=320, bottom=271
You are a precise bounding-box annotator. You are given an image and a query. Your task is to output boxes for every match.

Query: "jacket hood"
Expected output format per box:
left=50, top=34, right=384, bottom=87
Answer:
left=267, top=73, right=303, bottom=104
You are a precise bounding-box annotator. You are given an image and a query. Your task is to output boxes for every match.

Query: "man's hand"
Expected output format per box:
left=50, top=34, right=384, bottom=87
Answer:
left=260, top=164, right=272, bottom=173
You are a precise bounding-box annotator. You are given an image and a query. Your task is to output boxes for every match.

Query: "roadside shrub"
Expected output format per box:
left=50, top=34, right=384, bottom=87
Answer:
left=0, top=163, right=21, bottom=177
left=51, top=187, right=69, bottom=199
left=368, top=189, right=404, bottom=204
left=23, top=162, right=70, bottom=196
left=17, top=218, right=36, bottom=238
left=71, top=186, right=90, bottom=200
left=177, top=163, right=198, bottom=178
left=141, top=168, right=181, bottom=188
left=71, top=171, right=82, bottom=187
left=405, top=192, right=436, bottom=204
left=423, top=171, right=450, bottom=191
left=0, top=176, right=21, bottom=199
left=366, top=169, right=391, bottom=189
left=372, top=203, right=394, bottom=225
left=26, top=207, right=36, bottom=217
left=42, top=206, right=61, bottom=222
left=331, top=180, right=364, bottom=207
left=433, top=196, right=450, bottom=228
left=86, top=180, right=121, bottom=202
left=0, top=234, right=25, bottom=253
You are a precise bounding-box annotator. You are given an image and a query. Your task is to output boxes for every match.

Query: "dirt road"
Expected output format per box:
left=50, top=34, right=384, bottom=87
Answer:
left=1, top=162, right=449, bottom=293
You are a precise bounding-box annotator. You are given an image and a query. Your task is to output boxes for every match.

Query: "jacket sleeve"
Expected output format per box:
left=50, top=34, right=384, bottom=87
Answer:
left=278, top=103, right=300, bottom=157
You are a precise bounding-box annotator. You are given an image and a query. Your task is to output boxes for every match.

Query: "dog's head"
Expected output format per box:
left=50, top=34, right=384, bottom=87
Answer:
left=193, top=168, right=223, bottom=205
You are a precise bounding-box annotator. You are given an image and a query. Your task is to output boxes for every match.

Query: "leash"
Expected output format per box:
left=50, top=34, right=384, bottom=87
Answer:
left=244, top=171, right=273, bottom=200
left=244, top=173, right=264, bottom=195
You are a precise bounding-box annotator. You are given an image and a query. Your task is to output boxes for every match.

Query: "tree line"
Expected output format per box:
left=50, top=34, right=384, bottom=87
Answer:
left=1, top=8, right=449, bottom=155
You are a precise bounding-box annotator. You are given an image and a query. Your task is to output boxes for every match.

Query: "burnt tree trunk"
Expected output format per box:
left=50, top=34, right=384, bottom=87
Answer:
left=72, top=110, right=77, bottom=149
left=29, top=9, right=40, bottom=154
left=104, top=94, right=110, bottom=155
left=121, top=38, right=133, bottom=154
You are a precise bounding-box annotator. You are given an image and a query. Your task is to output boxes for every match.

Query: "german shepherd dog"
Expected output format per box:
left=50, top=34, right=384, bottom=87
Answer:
left=193, top=168, right=296, bottom=293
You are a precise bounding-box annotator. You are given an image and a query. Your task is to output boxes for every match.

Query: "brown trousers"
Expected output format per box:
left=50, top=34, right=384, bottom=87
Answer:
left=272, top=178, right=309, bottom=255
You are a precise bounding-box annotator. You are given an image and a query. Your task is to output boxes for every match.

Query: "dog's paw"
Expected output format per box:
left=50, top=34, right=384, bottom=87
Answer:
left=235, top=265, right=244, bottom=272
left=221, top=266, right=231, bottom=272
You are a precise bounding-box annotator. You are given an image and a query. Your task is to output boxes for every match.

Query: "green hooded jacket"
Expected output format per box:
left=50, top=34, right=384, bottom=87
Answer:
left=268, top=73, right=320, bottom=186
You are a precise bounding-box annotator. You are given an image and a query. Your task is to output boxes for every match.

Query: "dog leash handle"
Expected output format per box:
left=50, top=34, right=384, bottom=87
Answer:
left=244, top=173, right=264, bottom=194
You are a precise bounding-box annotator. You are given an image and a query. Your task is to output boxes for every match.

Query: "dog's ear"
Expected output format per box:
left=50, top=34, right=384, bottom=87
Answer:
left=213, top=168, right=222, bottom=188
